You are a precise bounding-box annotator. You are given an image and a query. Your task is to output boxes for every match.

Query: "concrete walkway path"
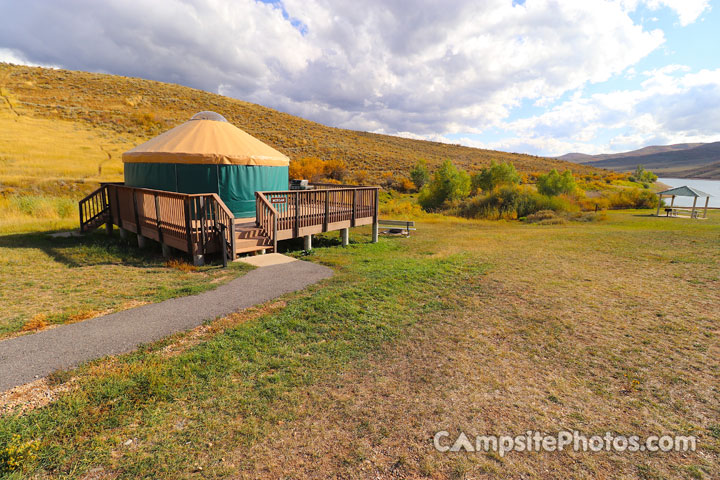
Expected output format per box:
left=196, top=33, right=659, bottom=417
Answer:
left=0, top=259, right=333, bottom=391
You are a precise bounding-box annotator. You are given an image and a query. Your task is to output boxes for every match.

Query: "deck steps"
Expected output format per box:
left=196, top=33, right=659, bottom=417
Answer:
left=234, top=222, right=273, bottom=256
left=82, top=213, right=109, bottom=232
left=235, top=227, right=265, bottom=239
left=235, top=244, right=271, bottom=254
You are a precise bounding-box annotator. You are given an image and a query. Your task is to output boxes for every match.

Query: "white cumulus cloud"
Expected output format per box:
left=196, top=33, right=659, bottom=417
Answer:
left=644, top=0, right=710, bottom=26
left=490, top=66, right=720, bottom=155
left=0, top=0, right=714, bottom=156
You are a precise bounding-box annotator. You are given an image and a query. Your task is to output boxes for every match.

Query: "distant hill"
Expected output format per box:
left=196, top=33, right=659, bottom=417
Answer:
left=561, top=142, right=720, bottom=179
left=0, top=63, right=602, bottom=192
left=557, top=152, right=595, bottom=162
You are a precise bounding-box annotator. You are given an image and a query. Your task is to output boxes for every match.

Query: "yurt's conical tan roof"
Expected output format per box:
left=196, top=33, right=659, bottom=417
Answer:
left=122, top=112, right=289, bottom=166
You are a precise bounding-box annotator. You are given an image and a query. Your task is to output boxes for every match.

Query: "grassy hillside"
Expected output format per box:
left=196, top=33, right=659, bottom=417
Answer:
left=0, top=63, right=602, bottom=188
left=672, top=159, right=720, bottom=179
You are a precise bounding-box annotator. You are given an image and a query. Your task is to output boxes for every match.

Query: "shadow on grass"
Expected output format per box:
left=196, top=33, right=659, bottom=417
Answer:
left=273, top=230, right=378, bottom=254
left=0, top=229, right=179, bottom=268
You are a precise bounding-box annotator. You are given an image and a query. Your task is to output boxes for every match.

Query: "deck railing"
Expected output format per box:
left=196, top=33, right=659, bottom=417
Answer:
left=255, top=192, right=279, bottom=253
left=81, top=182, right=378, bottom=264
left=306, top=182, right=367, bottom=189
left=79, top=184, right=111, bottom=233
left=103, top=185, right=235, bottom=260
left=256, top=186, right=379, bottom=245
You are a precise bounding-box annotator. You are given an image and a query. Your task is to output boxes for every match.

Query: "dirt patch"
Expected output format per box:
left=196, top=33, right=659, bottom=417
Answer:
left=0, top=376, right=77, bottom=416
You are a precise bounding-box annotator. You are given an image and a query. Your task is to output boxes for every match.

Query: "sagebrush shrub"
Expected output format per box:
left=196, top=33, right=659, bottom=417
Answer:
left=607, top=188, right=659, bottom=209
left=452, top=186, right=573, bottom=219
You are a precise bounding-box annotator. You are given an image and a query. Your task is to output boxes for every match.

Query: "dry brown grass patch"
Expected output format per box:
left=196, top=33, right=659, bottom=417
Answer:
left=67, top=309, right=106, bottom=324
left=21, top=313, right=48, bottom=332
left=164, top=258, right=198, bottom=272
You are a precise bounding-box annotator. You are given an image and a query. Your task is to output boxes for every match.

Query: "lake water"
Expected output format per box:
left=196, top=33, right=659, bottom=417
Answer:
left=657, top=178, right=720, bottom=208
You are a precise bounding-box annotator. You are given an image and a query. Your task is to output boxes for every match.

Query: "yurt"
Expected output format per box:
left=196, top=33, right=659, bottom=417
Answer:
left=122, top=111, right=289, bottom=218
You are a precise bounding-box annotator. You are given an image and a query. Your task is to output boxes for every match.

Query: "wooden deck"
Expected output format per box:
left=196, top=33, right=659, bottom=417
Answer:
left=80, top=183, right=379, bottom=265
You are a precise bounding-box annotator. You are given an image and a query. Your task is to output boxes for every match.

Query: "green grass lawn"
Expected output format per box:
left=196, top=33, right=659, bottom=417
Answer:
left=0, top=228, right=251, bottom=339
left=1, top=211, right=718, bottom=479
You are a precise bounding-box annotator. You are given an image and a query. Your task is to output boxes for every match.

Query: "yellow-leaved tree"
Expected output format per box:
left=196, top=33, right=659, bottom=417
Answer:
left=289, top=157, right=326, bottom=182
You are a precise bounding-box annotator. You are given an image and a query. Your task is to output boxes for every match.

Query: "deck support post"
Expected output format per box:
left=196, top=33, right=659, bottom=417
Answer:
left=294, top=193, right=300, bottom=238
left=691, top=196, right=698, bottom=219
left=113, top=186, right=122, bottom=229
left=183, top=198, right=194, bottom=258
left=105, top=221, right=113, bottom=235
left=154, top=194, right=164, bottom=244
left=161, top=243, right=172, bottom=258
left=132, top=189, right=140, bottom=237
left=119, top=227, right=128, bottom=240
left=372, top=187, right=379, bottom=243
left=351, top=189, right=357, bottom=227
left=304, top=234, right=312, bottom=251
left=703, top=196, right=709, bottom=218
left=193, top=254, right=205, bottom=267
left=323, top=190, right=330, bottom=232
left=137, top=235, right=147, bottom=249
left=341, top=228, right=349, bottom=246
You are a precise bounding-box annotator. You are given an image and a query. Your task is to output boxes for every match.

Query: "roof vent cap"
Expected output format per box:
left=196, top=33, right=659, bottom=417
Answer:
left=190, top=111, right=228, bottom=122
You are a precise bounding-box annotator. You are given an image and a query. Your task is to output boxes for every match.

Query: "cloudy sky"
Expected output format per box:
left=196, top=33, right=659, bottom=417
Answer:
left=1, top=0, right=719, bottom=156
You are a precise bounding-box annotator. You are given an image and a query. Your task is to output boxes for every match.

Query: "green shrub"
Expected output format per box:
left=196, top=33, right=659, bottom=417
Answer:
left=409, top=159, right=430, bottom=190
left=537, top=169, right=576, bottom=196
left=607, top=188, right=659, bottom=209
left=453, top=185, right=572, bottom=220
left=471, top=160, right=520, bottom=192
left=7, top=195, right=76, bottom=219
left=1, top=434, right=39, bottom=473
left=629, top=165, right=658, bottom=185
left=418, top=160, right=471, bottom=210
left=0, top=195, right=77, bottom=220
left=56, top=197, right=76, bottom=217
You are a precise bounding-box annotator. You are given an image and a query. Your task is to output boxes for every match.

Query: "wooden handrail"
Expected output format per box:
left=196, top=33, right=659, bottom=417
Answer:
left=255, top=192, right=278, bottom=252
left=204, top=192, right=236, bottom=260
left=256, top=191, right=279, bottom=217
left=256, top=186, right=379, bottom=243
left=307, top=182, right=368, bottom=189
left=79, top=184, right=109, bottom=233
left=271, top=186, right=379, bottom=194
left=209, top=193, right=234, bottom=218
left=101, top=184, right=236, bottom=263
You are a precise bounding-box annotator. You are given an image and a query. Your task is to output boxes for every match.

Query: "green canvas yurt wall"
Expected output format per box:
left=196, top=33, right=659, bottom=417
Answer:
left=122, top=112, right=290, bottom=218
left=123, top=163, right=288, bottom=218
